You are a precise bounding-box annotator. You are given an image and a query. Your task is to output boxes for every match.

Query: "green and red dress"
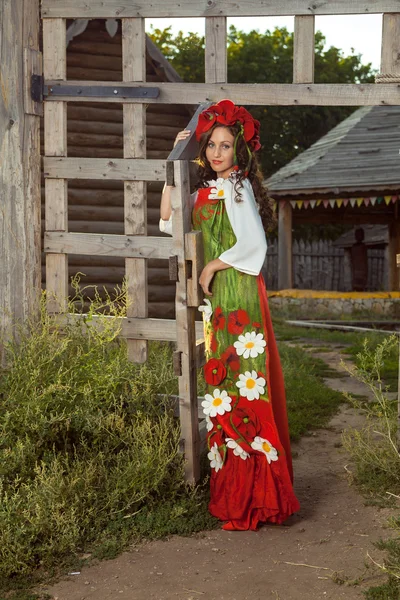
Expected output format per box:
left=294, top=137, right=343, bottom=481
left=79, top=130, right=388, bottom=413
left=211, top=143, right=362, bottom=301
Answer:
left=192, top=176, right=300, bottom=531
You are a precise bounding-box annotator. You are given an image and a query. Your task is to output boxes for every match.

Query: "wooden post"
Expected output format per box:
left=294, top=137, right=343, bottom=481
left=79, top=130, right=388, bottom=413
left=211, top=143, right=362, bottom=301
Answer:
left=276, top=16, right=314, bottom=293
left=122, top=17, right=148, bottom=363
left=171, top=161, right=200, bottom=483
left=397, top=251, right=400, bottom=449
left=278, top=201, right=293, bottom=289
left=205, top=17, right=227, bottom=83
left=293, top=15, right=315, bottom=83
left=381, top=13, right=400, bottom=293
left=0, top=0, right=41, bottom=363
left=43, top=18, right=68, bottom=313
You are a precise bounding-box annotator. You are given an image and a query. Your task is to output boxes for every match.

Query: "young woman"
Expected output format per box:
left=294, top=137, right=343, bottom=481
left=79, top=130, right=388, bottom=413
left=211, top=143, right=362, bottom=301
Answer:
left=160, top=100, right=300, bottom=531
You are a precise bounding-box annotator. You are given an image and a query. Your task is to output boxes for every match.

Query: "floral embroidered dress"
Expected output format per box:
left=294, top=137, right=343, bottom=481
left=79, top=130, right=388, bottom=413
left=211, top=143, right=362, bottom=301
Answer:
left=192, top=176, right=300, bottom=531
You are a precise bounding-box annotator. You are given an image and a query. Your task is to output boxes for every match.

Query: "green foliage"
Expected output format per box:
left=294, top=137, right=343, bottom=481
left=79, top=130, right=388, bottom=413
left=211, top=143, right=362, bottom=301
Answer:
left=0, top=292, right=216, bottom=582
left=341, top=336, right=400, bottom=597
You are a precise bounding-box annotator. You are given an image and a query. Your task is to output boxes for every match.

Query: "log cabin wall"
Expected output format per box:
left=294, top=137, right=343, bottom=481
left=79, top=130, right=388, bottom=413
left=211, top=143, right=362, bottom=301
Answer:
left=40, top=19, right=193, bottom=318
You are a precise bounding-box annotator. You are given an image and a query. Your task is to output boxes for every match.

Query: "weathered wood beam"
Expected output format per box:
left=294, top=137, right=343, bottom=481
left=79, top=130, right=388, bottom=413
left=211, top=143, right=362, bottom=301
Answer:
left=43, top=18, right=69, bottom=314
left=171, top=161, right=200, bottom=482
left=278, top=202, right=293, bottom=289
left=41, top=0, right=400, bottom=18
left=293, top=16, right=315, bottom=84
left=167, top=102, right=213, bottom=162
left=123, top=17, right=148, bottom=363
left=205, top=16, right=227, bottom=84
left=44, top=81, right=400, bottom=106
left=43, top=157, right=166, bottom=180
left=44, top=232, right=173, bottom=260
left=56, top=313, right=204, bottom=343
left=0, top=0, right=42, bottom=363
left=381, top=13, right=400, bottom=74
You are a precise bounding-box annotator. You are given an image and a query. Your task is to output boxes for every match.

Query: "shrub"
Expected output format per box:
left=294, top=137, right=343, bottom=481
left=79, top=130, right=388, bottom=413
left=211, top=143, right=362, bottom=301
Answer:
left=0, top=291, right=205, bottom=578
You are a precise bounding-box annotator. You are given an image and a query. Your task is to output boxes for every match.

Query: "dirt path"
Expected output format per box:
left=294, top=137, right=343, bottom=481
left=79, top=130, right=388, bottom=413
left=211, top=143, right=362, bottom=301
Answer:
left=43, top=343, right=393, bottom=600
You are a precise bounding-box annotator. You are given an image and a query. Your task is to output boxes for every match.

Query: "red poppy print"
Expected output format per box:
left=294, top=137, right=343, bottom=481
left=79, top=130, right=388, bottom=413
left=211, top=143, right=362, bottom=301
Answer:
left=221, top=345, right=241, bottom=372
left=228, top=309, right=250, bottom=335
left=210, top=332, right=218, bottom=353
left=252, top=322, right=261, bottom=329
left=212, top=307, right=225, bottom=331
left=204, top=358, right=227, bottom=386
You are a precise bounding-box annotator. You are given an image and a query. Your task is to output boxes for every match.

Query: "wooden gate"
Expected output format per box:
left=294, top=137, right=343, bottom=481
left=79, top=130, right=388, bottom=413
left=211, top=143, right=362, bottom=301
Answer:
left=39, top=1, right=400, bottom=481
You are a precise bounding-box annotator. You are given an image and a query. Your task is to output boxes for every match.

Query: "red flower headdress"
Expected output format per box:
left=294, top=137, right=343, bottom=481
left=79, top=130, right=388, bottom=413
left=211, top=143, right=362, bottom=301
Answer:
left=196, top=100, right=261, bottom=151
left=195, top=99, right=261, bottom=176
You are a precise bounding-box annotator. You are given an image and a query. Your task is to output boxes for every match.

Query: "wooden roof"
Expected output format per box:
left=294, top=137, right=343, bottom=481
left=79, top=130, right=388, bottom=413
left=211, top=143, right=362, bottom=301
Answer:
left=266, top=105, right=400, bottom=197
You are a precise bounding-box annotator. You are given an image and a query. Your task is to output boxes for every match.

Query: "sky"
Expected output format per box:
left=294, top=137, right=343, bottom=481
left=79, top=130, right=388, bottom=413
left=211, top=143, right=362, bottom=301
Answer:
left=146, top=14, right=382, bottom=71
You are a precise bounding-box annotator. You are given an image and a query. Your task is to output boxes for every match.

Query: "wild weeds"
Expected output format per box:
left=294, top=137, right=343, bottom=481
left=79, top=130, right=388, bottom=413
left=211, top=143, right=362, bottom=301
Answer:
left=340, top=335, right=400, bottom=597
left=0, top=288, right=208, bottom=580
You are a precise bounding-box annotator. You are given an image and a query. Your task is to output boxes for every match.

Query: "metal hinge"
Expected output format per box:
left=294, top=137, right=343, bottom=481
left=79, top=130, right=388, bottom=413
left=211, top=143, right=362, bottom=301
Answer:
left=31, top=74, right=44, bottom=103
left=43, top=84, right=160, bottom=99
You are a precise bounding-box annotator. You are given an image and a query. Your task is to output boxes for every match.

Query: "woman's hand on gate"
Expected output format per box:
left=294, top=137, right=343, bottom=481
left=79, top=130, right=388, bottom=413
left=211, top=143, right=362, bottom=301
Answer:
left=173, top=129, right=191, bottom=148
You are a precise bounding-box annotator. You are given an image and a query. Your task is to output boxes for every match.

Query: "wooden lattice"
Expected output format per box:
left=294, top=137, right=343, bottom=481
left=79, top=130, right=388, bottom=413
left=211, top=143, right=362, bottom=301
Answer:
left=39, top=2, right=400, bottom=481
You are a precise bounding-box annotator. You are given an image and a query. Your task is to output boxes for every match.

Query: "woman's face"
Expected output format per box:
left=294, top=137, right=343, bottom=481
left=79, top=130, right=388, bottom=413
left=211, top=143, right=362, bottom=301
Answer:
left=205, top=126, right=235, bottom=179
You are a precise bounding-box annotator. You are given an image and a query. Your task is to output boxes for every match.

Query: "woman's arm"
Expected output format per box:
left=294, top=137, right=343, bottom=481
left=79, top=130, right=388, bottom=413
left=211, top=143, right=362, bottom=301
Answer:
left=199, top=258, right=231, bottom=296
left=160, top=183, right=173, bottom=221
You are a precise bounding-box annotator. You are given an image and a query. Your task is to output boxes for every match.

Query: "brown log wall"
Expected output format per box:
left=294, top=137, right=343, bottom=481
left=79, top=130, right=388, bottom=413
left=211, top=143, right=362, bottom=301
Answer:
left=41, top=20, right=192, bottom=318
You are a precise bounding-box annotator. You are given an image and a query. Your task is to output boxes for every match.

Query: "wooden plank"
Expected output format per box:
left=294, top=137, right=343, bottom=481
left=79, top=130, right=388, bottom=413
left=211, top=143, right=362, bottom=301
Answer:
left=43, top=18, right=66, bottom=79
left=57, top=312, right=204, bottom=342
left=45, top=180, right=68, bottom=231
left=381, top=13, right=400, bottom=74
left=278, top=201, right=293, bottom=289
left=172, top=161, right=200, bottom=482
left=167, top=102, right=213, bottom=162
left=43, top=17, right=68, bottom=314
left=41, top=0, right=400, bottom=18
left=185, top=231, right=204, bottom=307
left=44, top=232, right=173, bottom=259
left=293, top=16, right=315, bottom=84
left=44, top=81, right=400, bottom=106
left=205, top=17, right=227, bottom=84
left=123, top=17, right=148, bottom=363
left=43, top=157, right=166, bottom=181
left=0, top=0, right=41, bottom=364
left=124, top=318, right=204, bottom=343
left=24, top=47, right=43, bottom=116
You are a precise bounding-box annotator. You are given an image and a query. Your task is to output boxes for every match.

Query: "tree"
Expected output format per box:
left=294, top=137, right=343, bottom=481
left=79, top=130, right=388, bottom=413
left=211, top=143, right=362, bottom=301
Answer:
left=149, top=25, right=376, bottom=179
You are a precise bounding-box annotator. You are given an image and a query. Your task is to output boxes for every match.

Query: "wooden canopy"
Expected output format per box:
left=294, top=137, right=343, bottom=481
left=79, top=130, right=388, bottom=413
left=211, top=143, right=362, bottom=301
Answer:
left=265, top=106, right=400, bottom=290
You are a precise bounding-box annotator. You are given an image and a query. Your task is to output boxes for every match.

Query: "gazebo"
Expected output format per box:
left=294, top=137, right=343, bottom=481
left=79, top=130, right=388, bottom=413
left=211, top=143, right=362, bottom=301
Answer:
left=266, top=105, right=400, bottom=291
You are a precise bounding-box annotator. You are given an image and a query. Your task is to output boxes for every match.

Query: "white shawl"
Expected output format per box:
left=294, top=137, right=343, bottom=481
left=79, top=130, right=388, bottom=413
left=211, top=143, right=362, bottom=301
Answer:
left=159, top=177, right=267, bottom=276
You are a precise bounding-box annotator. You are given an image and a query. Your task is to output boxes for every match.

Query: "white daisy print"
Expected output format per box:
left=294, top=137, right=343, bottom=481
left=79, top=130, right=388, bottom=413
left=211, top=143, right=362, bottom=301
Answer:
left=234, top=331, right=266, bottom=359
left=236, top=370, right=266, bottom=401
left=201, top=389, right=232, bottom=417
left=205, top=415, right=214, bottom=432
left=225, top=437, right=250, bottom=461
left=251, top=436, right=278, bottom=463
left=198, top=298, right=213, bottom=322
left=208, top=442, right=223, bottom=472
left=208, top=179, right=225, bottom=200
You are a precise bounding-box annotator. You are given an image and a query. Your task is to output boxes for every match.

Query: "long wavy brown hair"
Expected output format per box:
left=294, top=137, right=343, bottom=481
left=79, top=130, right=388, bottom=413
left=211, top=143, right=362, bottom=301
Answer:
left=195, top=123, right=276, bottom=232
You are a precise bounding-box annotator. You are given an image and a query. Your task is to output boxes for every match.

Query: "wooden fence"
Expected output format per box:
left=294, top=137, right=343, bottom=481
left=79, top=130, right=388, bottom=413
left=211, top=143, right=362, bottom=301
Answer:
left=36, top=1, right=400, bottom=483
left=264, top=240, right=386, bottom=291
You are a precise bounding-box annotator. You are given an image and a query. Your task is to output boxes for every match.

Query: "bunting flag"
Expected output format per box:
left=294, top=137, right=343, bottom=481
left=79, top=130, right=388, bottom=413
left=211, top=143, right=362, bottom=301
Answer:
left=273, top=195, right=399, bottom=209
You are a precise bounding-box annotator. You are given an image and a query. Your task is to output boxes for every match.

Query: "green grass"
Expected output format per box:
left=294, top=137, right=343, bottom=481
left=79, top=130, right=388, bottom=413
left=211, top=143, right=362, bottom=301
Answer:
left=1, top=297, right=391, bottom=598
left=279, top=343, right=346, bottom=441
